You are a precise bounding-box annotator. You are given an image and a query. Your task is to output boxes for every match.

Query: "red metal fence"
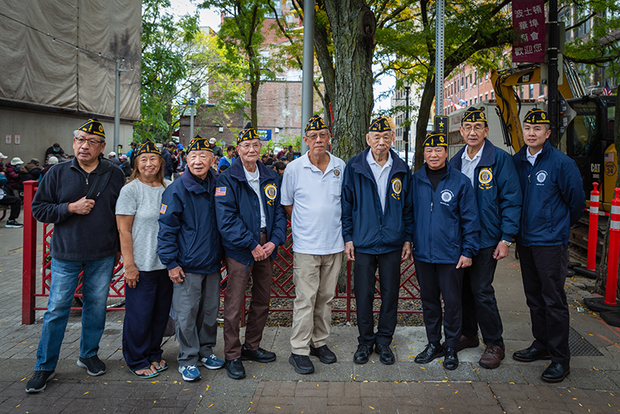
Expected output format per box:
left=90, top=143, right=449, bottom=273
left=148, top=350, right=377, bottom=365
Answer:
left=21, top=181, right=421, bottom=324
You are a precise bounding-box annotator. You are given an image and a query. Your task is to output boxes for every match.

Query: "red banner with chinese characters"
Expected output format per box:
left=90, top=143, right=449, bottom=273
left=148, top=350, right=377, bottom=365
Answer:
left=512, top=0, right=546, bottom=63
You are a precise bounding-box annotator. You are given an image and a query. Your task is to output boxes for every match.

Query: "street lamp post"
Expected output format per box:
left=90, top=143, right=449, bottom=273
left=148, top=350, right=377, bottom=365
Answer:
left=114, top=59, right=131, bottom=153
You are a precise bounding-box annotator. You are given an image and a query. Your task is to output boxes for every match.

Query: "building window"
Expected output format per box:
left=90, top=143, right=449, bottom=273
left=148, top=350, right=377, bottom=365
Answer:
left=529, top=84, right=534, bottom=98
left=474, top=97, right=478, bottom=104
left=485, top=92, right=488, bottom=101
left=491, top=91, right=495, bottom=99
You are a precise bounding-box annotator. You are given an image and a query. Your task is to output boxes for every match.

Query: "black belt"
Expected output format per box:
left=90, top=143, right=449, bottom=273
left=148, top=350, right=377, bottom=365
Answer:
left=260, top=227, right=267, bottom=234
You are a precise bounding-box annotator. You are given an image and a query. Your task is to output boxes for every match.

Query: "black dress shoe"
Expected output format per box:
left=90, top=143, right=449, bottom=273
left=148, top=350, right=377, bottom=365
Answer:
left=353, top=344, right=373, bottom=364
left=512, top=345, right=551, bottom=362
left=225, top=358, right=246, bottom=380
left=289, top=353, right=315, bottom=374
left=310, top=345, right=337, bottom=364
left=541, top=362, right=570, bottom=383
left=415, top=343, right=445, bottom=364
left=443, top=347, right=459, bottom=370
left=241, top=346, right=276, bottom=363
left=375, top=344, right=395, bottom=365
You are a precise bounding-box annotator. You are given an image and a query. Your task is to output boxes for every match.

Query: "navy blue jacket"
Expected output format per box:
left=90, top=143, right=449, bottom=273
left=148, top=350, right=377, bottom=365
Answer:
left=449, top=139, right=522, bottom=249
left=31, top=158, right=125, bottom=261
left=513, top=140, right=585, bottom=246
left=161, top=148, right=174, bottom=178
left=215, top=158, right=287, bottom=265
left=411, top=164, right=480, bottom=263
left=341, top=148, right=413, bottom=255
left=157, top=167, right=222, bottom=274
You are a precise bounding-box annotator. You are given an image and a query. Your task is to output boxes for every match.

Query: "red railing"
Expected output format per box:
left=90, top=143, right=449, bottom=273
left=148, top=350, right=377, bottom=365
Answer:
left=21, top=181, right=421, bottom=324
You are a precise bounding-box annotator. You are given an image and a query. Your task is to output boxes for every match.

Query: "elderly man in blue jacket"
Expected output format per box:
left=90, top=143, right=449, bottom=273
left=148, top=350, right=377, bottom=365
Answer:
left=342, top=116, right=413, bottom=366
left=158, top=137, right=225, bottom=382
left=215, top=126, right=287, bottom=380
left=512, top=109, right=585, bottom=383
left=412, top=132, right=480, bottom=371
left=449, top=107, right=522, bottom=369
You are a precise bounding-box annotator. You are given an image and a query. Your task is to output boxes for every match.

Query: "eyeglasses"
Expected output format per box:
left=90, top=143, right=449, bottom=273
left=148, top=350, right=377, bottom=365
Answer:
left=238, top=142, right=261, bottom=150
left=462, top=125, right=486, bottom=133
left=74, top=137, right=103, bottom=146
left=306, top=132, right=330, bottom=141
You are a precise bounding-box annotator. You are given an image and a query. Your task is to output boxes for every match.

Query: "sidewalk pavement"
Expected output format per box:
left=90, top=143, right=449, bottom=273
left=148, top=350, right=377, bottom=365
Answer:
left=2, top=220, right=620, bottom=413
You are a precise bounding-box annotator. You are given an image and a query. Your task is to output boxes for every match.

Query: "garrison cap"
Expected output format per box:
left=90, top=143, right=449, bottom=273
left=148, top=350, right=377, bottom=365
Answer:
left=423, top=131, right=448, bottom=148
left=135, top=140, right=161, bottom=157
left=187, top=137, right=213, bottom=153
left=369, top=116, right=392, bottom=132
left=523, top=108, right=550, bottom=124
left=305, top=115, right=328, bottom=133
left=237, top=127, right=260, bottom=144
left=461, top=107, right=487, bottom=124
left=78, top=118, right=105, bottom=139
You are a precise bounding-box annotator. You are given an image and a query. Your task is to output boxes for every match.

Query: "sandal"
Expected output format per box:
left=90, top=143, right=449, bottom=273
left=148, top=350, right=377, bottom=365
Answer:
left=130, top=367, right=159, bottom=379
left=151, top=360, right=168, bottom=373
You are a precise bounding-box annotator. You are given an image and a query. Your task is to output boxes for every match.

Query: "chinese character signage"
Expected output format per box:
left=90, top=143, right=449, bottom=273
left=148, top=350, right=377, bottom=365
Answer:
left=512, top=0, right=546, bottom=63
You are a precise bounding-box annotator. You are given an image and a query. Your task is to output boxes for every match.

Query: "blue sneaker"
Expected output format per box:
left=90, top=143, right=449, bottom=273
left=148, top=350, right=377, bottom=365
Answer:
left=201, top=354, right=224, bottom=370
left=178, top=365, right=201, bottom=381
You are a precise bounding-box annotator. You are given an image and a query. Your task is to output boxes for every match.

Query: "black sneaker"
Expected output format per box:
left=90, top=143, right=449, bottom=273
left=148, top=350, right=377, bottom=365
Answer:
left=25, top=370, right=55, bottom=393
left=225, top=358, right=246, bottom=380
left=289, top=353, right=315, bottom=374
left=77, top=355, right=106, bottom=376
left=5, top=220, right=23, bottom=228
left=241, top=346, right=276, bottom=363
left=309, top=345, right=337, bottom=364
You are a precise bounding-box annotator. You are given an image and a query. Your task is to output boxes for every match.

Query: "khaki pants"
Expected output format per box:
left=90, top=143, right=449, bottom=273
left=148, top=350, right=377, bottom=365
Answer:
left=290, top=252, right=343, bottom=355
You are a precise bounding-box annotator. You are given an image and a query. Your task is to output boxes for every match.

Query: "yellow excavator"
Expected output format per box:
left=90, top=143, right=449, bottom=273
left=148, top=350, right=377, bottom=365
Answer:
left=491, top=61, right=616, bottom=211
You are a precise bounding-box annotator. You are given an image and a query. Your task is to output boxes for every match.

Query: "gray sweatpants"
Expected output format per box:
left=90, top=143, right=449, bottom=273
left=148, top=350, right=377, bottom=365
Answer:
left=172, top=271, right=220, bottom=366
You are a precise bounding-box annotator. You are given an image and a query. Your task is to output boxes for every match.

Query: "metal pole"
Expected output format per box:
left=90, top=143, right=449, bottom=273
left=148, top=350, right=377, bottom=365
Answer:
left=548, top=0, right=559, bottom=146
left=404, top=86, right=410, bottom=168
left=300, top=0, right=315, bottom=155
left=114, top=59, right=120, bottom=153
left=434, top=0, right=445, bottom=116
left=190, top=100, right=195, bottom=142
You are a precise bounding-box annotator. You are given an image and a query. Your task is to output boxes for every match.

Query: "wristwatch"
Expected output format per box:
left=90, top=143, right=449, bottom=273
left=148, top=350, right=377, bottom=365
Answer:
left=501, top=240, right=513, bottom=247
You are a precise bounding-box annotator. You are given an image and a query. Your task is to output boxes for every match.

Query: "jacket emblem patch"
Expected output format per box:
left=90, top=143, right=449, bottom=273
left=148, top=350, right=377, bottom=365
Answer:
left=265, top=184, right=277, bottom=206
left=478, top=168, right=493, bottom=190
left=215, top=187, right=227, bottom=196
left=440, top=189, right=454, bottom=205
left=536, top=170, right=548, bottom=185
left=391, top=177, right=402, bottom=200
left=160, top=204, right=167, bottom=214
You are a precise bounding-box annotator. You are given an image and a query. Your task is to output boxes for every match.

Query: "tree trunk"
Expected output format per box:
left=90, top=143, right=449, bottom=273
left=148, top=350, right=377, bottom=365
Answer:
left=313, top=16, right=336, bottom=131
left=250, top=79, right=259, bottom=129
left=323, top=0, right=375, bottom=162
left=413, top=74, right=436, bottom=171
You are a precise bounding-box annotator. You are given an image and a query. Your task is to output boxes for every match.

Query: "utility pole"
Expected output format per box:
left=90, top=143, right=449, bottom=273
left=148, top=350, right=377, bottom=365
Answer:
left=548, top=0, right=560, bottom=146
left=114, top=59, right=130, bottom=153
left=189, top=96, right=195, bottom=142
left=300, top=0, right=315, bottom=155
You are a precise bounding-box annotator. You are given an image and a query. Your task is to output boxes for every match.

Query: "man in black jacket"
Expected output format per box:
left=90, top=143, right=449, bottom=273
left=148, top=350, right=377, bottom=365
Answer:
left=25, top=119, right=125, bottom=393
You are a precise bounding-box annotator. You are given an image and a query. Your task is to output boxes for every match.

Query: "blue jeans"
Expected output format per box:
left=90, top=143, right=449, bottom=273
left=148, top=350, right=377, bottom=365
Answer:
left=35, top=255, right=115, bottom=371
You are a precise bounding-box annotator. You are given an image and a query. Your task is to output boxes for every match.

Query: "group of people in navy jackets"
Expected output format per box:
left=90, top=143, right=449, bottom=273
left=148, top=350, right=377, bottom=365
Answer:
left=25, top=107, right=584, bottom=395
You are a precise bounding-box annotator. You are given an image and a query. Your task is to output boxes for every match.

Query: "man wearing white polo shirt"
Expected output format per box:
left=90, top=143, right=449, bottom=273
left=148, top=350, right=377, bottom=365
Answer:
left=281, top=114, right=346, bottom=375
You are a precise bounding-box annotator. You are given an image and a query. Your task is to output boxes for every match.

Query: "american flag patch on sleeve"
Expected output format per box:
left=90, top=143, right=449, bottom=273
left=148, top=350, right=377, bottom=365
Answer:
left=215, top=187, right=227, bottom=196
left=160, top=204, right=167, bottom=214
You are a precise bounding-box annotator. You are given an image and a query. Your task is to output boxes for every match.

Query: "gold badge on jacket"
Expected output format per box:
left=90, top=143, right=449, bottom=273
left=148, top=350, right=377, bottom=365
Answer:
left=478, top=168, right=493, bottom=190
left=391, top=177, right=402, bottom=200
left=264, top=184, right=277, bottom=205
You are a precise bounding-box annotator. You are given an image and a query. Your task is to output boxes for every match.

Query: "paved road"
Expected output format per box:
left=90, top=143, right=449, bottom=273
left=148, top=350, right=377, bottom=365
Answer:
left=2, top=218, right=620, bottom=413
